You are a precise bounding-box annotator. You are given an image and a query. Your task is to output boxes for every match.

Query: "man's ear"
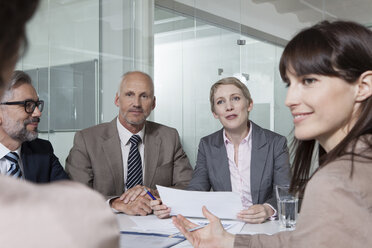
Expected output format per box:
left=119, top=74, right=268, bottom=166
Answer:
left=114, top=93, right=120, bottom=107
left=152, top=96, right=156, bottom=110
left=356, top=71, right=372, bottom=102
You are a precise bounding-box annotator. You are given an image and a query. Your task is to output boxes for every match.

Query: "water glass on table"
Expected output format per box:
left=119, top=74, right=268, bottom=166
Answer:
left=275, top=185, right=298, bottom=230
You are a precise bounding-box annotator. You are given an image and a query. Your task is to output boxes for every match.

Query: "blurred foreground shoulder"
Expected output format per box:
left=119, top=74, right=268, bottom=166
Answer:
left=0, top=176, right=119, bottom=248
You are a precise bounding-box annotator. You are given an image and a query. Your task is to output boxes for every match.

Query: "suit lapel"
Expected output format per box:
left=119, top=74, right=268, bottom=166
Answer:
left=212, top=129, right=232, bottom=191
left=143, top=122, right=160, bottom=186
left=101, top=118, right=124, bottom=192
left=250, top=122, right=269, bottom=204
left=20, top=143, right=34, bottom=181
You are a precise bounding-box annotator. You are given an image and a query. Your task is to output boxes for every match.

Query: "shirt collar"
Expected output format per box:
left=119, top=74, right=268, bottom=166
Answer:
left=116, top=117, right=145, bottom=145
left=223, top=121, right=252, bottom=145
left=0, top=142, right=21, bottom=159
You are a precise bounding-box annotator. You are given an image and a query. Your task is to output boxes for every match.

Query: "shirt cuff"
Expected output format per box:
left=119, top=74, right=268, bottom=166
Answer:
left=263, top=203, right=277, bottom=221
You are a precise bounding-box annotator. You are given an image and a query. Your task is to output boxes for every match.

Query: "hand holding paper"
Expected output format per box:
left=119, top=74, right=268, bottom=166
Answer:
left=156, top=185, right=243, bottom=219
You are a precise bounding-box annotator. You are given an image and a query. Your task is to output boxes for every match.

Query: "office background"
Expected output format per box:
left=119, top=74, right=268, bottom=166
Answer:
left=16, top=0, right=372, bottom=167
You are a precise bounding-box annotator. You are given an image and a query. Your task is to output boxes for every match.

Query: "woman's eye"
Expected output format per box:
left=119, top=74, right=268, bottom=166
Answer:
left=303, top=78, right=317, bottom=85
left=232, top=96, right=240, bottom=101
left=216, top=100, right=223, bottom=105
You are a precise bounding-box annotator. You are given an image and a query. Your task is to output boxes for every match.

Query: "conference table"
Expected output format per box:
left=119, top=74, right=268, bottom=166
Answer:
left=116, top=213, right=288, bottom=247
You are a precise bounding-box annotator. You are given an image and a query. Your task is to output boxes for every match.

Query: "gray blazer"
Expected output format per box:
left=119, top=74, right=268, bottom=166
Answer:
left=187, top=121, right=291, bottom=209
left=66, top=118, right=193, bottom=199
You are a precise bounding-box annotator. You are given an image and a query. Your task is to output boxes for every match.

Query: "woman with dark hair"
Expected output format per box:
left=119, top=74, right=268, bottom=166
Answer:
left=172, top=20, right=372, bottom=248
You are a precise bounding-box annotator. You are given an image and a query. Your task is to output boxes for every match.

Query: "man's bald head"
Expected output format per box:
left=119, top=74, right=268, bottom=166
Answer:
left=118, top=71, right=154, bottom=98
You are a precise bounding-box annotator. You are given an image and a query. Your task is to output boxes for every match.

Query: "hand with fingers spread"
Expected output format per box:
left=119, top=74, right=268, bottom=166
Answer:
left=172, top=206, right=235, bottom=248
left=111, top=195, right=152, bottom=216
left=237, top=204, right=274, bottom=224
left=150, top=199, right=171, bottom=219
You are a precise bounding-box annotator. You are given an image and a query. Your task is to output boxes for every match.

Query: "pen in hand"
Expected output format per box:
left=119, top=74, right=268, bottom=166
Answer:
left=144, top=188, right=156, bottom=200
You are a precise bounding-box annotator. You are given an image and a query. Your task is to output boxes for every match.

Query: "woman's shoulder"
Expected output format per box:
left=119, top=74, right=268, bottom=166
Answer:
left=308, top=143, right=372, bottom=201
left=317, top=135, right=372, bottom=176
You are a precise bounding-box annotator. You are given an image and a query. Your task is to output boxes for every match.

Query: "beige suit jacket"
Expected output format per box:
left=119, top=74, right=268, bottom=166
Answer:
left=234, top=138, right=372, bottom=248
left=65, top=118, right=193, bottom=199
left=0, top=175, right=119, bottom=248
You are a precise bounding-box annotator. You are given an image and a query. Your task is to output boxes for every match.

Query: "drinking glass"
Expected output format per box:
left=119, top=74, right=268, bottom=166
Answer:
left=275, top=185, right=298, bottom=230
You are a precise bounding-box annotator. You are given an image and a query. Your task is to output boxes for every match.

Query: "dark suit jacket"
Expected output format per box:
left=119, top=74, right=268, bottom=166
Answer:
left=65, top=118, right=193, bottom=199
left=21, top=138, right=69, bottom=183
left=187, top=121, right=291, bottom=209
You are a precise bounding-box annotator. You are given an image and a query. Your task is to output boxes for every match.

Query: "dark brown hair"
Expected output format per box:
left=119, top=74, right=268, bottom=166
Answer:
left=0, top=0, right=39, bottom=87
left=280, top=20, right=372, bottom=194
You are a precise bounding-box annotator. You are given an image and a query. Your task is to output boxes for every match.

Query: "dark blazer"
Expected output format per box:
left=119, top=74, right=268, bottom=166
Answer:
left=187, top=121, right=291, bottom=209
left=21, top=138, right=69, bottom=183
left=65, top=118, right=193, bottom=199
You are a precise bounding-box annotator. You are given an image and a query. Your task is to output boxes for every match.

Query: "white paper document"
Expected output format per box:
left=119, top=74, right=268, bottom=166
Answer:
left=127, top=215, right=243, bottom=235
left=129, top=215, right=179, bottom=234
left=157, top=185, right=243, bottom=219
left=120, top=231, right=185, bottom=248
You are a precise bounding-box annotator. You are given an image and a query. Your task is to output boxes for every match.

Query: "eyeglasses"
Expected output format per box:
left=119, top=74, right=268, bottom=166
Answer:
left=0, top=100, right=44, bottom=114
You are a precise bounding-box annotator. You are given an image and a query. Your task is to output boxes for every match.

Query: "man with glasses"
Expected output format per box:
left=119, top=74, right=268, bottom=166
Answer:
left=0, top=70, right=68, bottom=182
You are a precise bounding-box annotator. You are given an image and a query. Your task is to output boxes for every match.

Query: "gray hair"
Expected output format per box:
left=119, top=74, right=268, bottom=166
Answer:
left=117, top=71, right=154, bottom=96
left=1, top=70, right=32, bottom=102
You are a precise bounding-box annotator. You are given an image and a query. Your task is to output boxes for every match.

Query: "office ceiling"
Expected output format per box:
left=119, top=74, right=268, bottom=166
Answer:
left=252, top=0, right=372, bottom=27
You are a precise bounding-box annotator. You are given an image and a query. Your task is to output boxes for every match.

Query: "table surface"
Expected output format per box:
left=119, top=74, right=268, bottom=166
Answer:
left=116, top=214, right=288, bottom=248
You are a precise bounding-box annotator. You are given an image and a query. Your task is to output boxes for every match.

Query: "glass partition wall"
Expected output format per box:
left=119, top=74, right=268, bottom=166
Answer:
left=19, top=0, right=101, bottom=165
left=16, top=0, right=372, bottom=167
left=17, top=0, right=155, bottom=166
left=153, top=3, right=289, bottom=165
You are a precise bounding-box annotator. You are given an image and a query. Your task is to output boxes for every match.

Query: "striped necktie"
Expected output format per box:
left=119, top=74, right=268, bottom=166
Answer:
left=5, top=152, right=22, bottom=179
left=126, top=135, right=142, bottom=189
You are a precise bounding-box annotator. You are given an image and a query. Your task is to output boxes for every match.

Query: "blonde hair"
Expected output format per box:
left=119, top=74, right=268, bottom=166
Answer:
left=209, top=77, right=252, bottom=112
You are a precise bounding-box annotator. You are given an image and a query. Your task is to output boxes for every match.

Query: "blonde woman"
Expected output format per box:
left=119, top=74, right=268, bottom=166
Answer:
left=152, top=77, right=291, bottom=224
